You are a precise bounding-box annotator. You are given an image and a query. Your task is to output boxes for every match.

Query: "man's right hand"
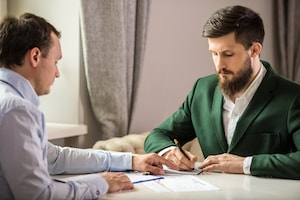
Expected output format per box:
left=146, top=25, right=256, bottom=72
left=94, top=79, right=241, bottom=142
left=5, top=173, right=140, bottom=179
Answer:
left=163, top=147, right=197, bottom=170
left=100, top=172, right=133, bottom=193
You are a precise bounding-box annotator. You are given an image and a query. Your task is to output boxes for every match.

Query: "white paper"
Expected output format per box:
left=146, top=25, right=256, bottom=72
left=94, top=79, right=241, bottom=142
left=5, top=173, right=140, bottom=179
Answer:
left=163, top=162, right=203, bottom=175
left=125, top=172, right=164, bottom=184
left=143, top=175, right=219, bottom=192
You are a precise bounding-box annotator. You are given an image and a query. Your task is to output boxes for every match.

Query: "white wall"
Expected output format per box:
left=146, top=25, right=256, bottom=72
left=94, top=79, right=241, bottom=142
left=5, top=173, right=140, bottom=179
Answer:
left=129, top=0, right=274, bottom=133
left=0, top=0, right=7, bottom=19
left=7, top=0, right=83, bottom=125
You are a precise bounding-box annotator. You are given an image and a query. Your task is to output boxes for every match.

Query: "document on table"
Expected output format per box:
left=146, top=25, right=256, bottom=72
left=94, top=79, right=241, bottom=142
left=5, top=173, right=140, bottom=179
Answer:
left=126, top=172, right=164, bottom=184
left=163, top=161, right=203, bottom=175
left=143, top=175, right=219, bottom=192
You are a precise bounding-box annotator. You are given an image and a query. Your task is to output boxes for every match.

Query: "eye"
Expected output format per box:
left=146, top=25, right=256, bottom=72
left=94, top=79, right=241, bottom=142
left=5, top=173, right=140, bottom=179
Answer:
left=211, top=52, right=218, bottom=56
left=224, top=52, right=233, bottom=57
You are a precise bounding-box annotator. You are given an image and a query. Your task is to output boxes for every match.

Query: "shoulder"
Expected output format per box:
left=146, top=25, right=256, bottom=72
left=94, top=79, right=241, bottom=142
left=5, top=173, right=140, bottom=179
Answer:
left=193, top=74, right=218, bottom=86
left=277, top=76, right=300, bottom=91
left=0, top=93, right=24, bottom=111
left=262, top=61, right=300, bottom=93
left=191, top=74, right=219, bottom=93
left=0, top=92, right=38, bottom=120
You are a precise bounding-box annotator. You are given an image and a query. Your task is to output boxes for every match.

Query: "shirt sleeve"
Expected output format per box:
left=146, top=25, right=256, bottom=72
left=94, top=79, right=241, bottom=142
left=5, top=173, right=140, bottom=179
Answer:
left=243, top=156, right=252, bottom=174
left=158, top=146, right=175, bottom=156
left=0, top=104, right=132, bottom=199
left=47, top=142, right=133, bottom=174
left=52, top=174, right=109, bottom=199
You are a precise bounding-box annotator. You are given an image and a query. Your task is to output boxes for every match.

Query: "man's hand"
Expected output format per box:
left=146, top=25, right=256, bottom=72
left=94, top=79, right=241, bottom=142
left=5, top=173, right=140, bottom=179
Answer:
left=100, top=172, right=133, bottom=193
left=163, top=148, right=197, bottom=171
left=199, top=153, right=245, bottom=174
left=132, top=153, right=179, bottom=175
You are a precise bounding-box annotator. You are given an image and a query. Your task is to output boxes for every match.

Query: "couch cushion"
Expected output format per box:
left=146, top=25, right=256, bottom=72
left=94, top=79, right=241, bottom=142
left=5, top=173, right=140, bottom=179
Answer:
left=92, top=132, right=204, bottom=161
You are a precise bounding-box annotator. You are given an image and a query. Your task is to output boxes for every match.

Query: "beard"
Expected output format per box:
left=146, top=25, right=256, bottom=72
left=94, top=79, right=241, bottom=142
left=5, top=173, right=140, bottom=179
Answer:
left=218, top=56, right=253, bottom=98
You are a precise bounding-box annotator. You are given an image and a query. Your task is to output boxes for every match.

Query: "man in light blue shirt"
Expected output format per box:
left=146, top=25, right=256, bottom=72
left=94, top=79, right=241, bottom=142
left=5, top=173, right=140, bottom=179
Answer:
left=0, top=13, right=176, bottom=199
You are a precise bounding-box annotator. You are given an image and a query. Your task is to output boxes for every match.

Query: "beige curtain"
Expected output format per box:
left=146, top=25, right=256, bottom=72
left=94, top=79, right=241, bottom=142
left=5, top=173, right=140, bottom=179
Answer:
left=274, top=0, right=300, bottom=83
left=80, top=0, right=151, bottom=139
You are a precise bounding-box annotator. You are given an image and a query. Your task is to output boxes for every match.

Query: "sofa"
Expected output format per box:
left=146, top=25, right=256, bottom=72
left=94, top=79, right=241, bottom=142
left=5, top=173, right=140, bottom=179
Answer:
left=92, top=132, right=204, bottom=162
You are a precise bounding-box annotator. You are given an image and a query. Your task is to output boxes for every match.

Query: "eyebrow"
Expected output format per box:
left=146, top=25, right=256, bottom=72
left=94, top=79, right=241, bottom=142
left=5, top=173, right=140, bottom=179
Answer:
left=209, top=49, right=233, bottom=53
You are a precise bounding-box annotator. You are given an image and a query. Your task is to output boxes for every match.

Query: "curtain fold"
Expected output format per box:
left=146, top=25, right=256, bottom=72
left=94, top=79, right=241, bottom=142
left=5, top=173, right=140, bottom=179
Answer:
left=80, top=0, right=151, bottom=138
left=274, top=0, right=300, bottom=83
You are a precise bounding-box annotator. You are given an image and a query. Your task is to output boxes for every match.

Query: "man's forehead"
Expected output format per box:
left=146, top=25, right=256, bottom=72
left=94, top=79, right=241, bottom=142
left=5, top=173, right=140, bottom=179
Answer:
left=207, top=34, right=243, bottom=52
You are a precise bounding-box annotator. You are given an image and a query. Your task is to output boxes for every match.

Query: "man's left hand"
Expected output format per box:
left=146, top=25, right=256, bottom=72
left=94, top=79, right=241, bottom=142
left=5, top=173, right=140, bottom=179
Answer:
left=199, top=153, right=245, bottom=174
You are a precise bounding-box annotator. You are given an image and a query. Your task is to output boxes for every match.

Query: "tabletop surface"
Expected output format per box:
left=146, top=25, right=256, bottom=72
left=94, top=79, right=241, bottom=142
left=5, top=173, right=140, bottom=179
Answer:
left=100, top=172, right=300, bottom=200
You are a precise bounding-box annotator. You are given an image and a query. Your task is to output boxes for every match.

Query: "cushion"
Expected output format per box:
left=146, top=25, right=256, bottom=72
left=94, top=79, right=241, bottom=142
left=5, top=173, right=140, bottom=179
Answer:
left=92, top=132, right=204, bottom=161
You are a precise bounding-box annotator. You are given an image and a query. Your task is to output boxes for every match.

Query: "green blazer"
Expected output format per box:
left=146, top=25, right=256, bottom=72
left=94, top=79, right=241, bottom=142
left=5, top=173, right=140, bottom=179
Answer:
left=144, top=61, right=300, bottom=179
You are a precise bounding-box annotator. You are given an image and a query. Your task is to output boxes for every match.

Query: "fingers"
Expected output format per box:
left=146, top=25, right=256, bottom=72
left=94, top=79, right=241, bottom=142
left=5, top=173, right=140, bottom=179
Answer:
left=199, top=153, right=244, bottom=174
left=140, top=153, right=179, bottom=174
left=132, top=152, right=179, bottom=174
left=145, top=165, right=165, bottom=175
left=165, top=148, right=197, bottom=170
left=151, top=153, right=178, bottom=170
left=101, top=172, right=134, bottom=193
left=132, top=151, right=197, bottom=175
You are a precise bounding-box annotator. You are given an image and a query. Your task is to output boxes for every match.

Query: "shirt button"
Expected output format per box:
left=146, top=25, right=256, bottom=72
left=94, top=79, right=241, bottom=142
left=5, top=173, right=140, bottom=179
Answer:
left=96, top=190, right=100, bottom=195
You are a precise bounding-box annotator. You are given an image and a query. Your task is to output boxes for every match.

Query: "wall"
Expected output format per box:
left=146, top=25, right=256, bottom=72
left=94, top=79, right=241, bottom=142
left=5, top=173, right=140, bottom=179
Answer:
left=4, top=0, right=275, bottom=148
left=0, top=0, right=7, bottom=19
left=7, top=0, right=83, bottom=125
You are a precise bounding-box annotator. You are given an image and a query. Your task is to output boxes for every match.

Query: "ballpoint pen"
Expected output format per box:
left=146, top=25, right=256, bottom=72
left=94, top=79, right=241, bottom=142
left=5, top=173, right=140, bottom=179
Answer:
left=174, top=138, right=190, bottom=160
left=132, top=176, right=164, bottom=184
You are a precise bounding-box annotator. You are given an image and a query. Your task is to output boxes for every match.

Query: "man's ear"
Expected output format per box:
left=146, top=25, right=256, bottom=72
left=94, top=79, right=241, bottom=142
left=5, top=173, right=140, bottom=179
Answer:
left=29, top=47, right=42, bottom=67
left=250, top=42, right=262, bottom=57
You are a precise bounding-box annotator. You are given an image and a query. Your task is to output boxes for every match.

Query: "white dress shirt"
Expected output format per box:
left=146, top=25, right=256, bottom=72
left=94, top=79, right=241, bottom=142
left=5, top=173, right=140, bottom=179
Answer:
left=222, top=64, right=266, bottom=174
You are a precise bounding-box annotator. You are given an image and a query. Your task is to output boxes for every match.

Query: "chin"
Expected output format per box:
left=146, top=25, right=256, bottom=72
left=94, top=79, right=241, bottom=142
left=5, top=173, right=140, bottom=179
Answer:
left=38, top=90, right=51, bottom=96
left=219, top=76, right=229, bottom=83
left=45, top=90, right=51, bottom=95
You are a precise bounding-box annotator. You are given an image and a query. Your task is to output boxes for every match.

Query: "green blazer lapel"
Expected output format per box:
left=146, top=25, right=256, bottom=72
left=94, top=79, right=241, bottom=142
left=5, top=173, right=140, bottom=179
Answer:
left=212, top=86, right=228, bottom=152
left=229, top=64, right=277, bottom=152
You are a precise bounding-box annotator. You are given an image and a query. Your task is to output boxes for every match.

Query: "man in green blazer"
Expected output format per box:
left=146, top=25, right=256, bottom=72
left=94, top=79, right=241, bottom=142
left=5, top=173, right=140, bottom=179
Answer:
left=144, top=5, right=300, bottom=179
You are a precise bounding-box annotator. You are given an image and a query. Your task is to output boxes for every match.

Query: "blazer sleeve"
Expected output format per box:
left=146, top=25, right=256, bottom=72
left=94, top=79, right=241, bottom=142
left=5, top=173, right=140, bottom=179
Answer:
left=144, top=80, right=199, bottom=153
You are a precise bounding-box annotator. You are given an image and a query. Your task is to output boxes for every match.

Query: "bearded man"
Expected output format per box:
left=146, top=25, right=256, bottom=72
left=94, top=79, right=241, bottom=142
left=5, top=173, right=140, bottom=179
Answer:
left=144, top=5, right=300, bottom=180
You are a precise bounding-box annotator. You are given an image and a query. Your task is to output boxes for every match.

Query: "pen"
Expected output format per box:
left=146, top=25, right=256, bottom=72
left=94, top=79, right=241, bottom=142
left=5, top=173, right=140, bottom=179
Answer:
left=174, top=138, right=190, bottom=160
left=142, top=171, right=151, bottom=175
left=132, top=176, right=164, bottom=184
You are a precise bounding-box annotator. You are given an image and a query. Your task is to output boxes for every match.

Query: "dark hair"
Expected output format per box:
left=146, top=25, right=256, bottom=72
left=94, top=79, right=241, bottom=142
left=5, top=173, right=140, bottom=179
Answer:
left=202, top=5, right=265, bottom=49
left=0, top=13, right=61, bottom=68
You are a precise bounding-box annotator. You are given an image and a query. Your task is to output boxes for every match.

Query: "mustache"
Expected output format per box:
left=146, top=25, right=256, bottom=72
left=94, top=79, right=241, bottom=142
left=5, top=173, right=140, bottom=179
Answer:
left=217, top=69, right=233, bottom=74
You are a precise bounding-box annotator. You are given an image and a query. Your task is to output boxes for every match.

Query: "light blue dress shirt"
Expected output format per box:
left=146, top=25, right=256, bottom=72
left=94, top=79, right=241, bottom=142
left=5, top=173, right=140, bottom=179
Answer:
left=0, top=68, right=133, bottom=200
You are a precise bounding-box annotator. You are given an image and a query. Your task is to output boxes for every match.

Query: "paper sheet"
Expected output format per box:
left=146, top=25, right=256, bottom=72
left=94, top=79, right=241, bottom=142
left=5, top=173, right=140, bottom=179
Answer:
left=143, top=175, right=219, bottom=192
left=163, top=162, right=203, bottom=175
left=126, top=172, right=164, bottom=184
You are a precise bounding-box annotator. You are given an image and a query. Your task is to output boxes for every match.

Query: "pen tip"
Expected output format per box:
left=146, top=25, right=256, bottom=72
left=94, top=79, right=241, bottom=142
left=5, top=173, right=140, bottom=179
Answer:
left=173, top=139, right=178, bottom=144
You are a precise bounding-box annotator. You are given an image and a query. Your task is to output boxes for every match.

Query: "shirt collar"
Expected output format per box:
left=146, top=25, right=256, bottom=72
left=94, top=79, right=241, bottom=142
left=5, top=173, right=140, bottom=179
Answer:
left=0, top=68, right=40, bottom=106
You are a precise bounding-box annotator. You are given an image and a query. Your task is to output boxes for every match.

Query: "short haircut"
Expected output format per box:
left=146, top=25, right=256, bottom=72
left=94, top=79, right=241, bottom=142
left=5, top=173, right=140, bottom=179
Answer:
left=202, top=5, right=265, bottom=49
left=0, top=13, right=61, bottom=68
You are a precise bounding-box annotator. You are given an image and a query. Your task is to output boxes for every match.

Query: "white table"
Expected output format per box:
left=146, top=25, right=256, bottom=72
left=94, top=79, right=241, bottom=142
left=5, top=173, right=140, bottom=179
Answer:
left=46, top=122, right=87, bottom=140
left=101, top=172, right=300, bottom=200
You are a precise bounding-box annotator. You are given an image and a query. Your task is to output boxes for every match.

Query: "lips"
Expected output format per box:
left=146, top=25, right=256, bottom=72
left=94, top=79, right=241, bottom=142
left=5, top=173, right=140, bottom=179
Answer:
left=218, top=69, right=233, bottom=76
